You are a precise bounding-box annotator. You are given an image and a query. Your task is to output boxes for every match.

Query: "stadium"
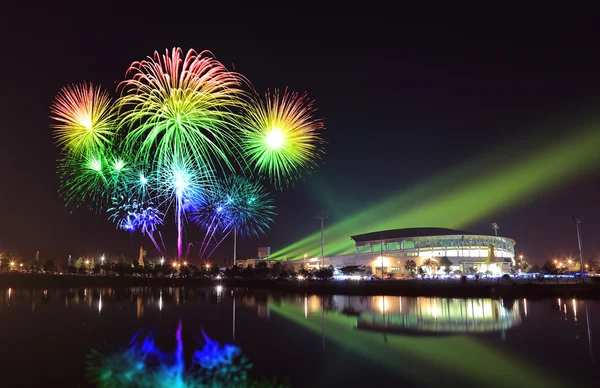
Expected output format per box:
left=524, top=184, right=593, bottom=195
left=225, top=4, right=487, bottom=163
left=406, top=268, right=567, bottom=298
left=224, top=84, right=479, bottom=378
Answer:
left=303, top=227, right=516, bottom=276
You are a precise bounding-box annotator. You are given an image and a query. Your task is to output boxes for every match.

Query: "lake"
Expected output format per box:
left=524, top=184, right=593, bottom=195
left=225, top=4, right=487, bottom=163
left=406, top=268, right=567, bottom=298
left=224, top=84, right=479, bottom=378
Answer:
left=0, top=286, right=597, bottom=387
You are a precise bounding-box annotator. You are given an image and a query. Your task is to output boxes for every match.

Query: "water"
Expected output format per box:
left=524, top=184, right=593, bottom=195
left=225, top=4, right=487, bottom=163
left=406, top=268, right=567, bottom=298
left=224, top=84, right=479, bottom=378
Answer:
left=0, top=287, right=597, bottom=387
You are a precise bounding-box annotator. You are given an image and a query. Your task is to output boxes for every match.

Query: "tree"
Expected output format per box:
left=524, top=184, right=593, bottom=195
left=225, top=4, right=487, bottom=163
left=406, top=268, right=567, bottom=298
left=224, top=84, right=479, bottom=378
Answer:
left=284, top=263, right=297, bottom=277
left=587, top=259, right=599, bottom=273
left=226, top=265, right=241, bottom=279
left=74, top=257, right=84, bottom=269
left=541, top=260, right=557, bottom=274
left=315, top=266, right=334, bottom=281
left=209, top=265, right=220, bottom=277
left=298, top=265, right=309, bottom=277
left=439, top=257, right=453, bottom=274
left=241, top=265, right=256, bottom=279
left=271, top=262, right=283, bottom=278
left=404, top=260, right=417, bottom=274
left=418, top=266, right=425, bottom=275
left=43, top=260, right=56, bottom=272
left=255, top=261, right=271, bottom=279
left=422, top=259, right=438, bottom=274
left=528, top=264, right=540, bottom=273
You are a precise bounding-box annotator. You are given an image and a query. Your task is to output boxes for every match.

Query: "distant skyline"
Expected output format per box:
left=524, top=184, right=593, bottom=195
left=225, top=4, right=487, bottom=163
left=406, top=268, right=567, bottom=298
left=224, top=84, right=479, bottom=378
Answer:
left=1, top=4, right=600, bottom=264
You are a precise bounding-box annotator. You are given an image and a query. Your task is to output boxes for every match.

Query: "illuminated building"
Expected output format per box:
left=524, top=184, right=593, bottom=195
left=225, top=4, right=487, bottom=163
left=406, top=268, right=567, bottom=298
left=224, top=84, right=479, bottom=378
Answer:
left=325, top=227, right=515, bottom=275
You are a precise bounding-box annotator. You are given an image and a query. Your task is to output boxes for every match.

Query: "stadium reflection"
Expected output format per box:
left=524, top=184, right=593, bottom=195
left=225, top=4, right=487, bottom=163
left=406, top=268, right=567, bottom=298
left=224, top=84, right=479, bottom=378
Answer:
left=247, top=294, right=522, bottom=335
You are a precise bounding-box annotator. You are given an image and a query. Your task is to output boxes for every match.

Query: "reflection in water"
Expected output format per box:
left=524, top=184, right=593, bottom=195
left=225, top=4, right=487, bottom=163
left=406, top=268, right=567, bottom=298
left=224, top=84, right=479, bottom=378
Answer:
left=586, top=300, right=595, bottom=364
left=0, top=288, right=522, bottom=335
left=288, top=295, right=524, bottom=335
left=0, top=287, right=596, bottom=387
left=304, top=295, right=308, bottom=319
left=137, top=296, right=143, bottom=319
left=232, top=292, right=236, bottom=340
left=159, top=289, right=163, bottom=312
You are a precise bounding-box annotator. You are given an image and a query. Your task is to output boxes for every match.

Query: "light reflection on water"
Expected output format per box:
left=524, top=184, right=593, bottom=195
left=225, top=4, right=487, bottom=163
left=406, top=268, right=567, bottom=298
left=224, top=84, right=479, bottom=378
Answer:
left=0, top=287, right=598, bottom=387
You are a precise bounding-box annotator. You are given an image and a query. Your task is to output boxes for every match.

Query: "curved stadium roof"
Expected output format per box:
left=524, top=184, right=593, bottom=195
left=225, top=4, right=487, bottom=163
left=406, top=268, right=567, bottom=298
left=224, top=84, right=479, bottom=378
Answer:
left=350, top=227, right=512, bottom=243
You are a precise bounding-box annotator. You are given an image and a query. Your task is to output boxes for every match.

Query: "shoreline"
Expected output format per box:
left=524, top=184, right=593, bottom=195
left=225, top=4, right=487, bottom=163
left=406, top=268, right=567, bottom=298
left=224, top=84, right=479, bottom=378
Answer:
left=1, top=274, right=600, bottom=299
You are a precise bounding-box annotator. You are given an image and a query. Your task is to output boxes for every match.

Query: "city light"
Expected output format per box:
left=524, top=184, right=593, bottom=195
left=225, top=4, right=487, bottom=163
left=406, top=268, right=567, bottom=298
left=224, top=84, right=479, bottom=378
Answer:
left=183, top=261, right=188, bottom=266
left=160, top=258, right=165, bottom=265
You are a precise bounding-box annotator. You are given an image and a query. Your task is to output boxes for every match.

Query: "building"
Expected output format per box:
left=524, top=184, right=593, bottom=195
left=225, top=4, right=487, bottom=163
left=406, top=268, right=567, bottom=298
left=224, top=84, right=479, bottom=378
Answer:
left=322, top=227, right=515, bottom=275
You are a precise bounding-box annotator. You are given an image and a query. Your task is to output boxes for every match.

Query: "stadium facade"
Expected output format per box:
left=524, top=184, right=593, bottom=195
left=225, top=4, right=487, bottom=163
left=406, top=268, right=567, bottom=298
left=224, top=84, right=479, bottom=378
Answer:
left=303, top=227, right=516, bottom=275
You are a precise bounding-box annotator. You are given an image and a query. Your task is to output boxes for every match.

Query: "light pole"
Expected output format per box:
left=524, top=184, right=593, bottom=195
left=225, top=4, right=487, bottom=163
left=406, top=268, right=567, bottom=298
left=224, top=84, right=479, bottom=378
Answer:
left=491, top=222, right=499, bottom=236
left=233, top=227, right=237, bottom=267
left=573, top=217, right=586, bottom=284
left=316, top=212, right=328, bottom=268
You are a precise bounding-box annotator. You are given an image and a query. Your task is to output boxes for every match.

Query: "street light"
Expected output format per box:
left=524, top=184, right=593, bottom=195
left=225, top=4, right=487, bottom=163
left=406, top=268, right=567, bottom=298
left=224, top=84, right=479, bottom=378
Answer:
left=101, top=255, right=105, bottom=264
left=183, top=261, right=188, bottom=266
left=573, top=217, right=586, bottom=284
left=160, top=258, right=165, bottom=266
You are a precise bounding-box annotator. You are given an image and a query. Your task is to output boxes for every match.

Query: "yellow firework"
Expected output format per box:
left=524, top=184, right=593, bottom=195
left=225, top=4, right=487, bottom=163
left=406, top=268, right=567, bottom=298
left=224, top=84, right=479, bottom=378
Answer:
left=241, top=88, right=325, bottom=187
left=50, top=82, right=116, bottom=155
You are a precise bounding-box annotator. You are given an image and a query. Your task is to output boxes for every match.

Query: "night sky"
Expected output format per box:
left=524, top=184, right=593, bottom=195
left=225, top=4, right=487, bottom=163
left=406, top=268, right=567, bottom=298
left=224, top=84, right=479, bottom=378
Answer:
left=1, top=3, right=600, bottom=264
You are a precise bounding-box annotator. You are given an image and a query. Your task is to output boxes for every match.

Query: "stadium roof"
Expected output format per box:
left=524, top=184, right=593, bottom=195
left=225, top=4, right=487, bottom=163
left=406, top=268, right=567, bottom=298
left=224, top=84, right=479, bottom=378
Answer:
left=350, top=227, right=499, bottom=243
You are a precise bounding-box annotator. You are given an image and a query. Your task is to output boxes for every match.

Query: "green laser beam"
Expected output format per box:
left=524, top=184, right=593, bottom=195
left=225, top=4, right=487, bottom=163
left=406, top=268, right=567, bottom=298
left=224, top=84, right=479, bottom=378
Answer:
left=272, top=125, right=600, bottom=259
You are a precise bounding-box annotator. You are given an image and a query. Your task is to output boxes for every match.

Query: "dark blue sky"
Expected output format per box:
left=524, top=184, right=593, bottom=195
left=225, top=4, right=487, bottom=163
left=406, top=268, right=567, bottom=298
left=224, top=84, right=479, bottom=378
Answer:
left=1, top=3, right=600, bottom=264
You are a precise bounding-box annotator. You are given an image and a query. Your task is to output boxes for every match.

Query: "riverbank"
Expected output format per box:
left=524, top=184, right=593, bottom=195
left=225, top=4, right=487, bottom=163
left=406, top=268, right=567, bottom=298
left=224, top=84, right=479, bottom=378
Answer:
left=1, top=274, right=600, bottom=299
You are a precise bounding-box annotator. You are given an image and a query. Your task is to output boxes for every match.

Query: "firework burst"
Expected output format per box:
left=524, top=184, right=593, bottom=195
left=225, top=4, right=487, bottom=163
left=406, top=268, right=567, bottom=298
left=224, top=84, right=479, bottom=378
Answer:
left=50, top=82, right=116, bottom=156
left=240, top=88, right=325, bottom=187
left=58, top=152, right=109, bottom=210
left=117, top=48, right=247, bottom=173
left=108, top=195, right=165, bottom=254
left=155, top=155, right=212, bottom=259
left=192, top=175, right=275, bottom=259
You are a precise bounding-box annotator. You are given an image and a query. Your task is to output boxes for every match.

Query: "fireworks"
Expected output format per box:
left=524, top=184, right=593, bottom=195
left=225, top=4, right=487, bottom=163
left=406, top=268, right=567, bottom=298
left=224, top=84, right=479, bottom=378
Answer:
left=117, top=48, right=246, bottom=173
left=240, top=89, right=325, bottom=187
left=108, top=195, right=165, bottom=254
left=156, top=155, right=211, bottom=259
left=58, top=152, right=109, bottom=210
left=58, top=149, right=134, bottom=211
left=192, top=175, right=275, bottom=259
left=50, top=82, right=116, bottom=156
left=51, top=47, right=325, bottom=260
